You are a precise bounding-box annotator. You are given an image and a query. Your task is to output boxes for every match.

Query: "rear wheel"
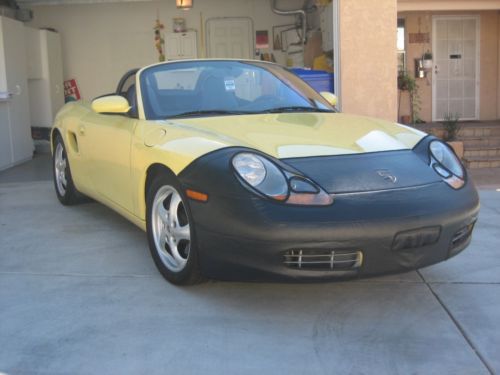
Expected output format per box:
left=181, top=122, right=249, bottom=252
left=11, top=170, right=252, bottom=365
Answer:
left=146, top=173, right=203, bottom=285
left=53, top=134, right=83, bottom=205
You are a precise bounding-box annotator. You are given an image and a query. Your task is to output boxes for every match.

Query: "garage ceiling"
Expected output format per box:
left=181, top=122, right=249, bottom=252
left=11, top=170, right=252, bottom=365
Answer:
left=17, top=0, right=152, bottom=5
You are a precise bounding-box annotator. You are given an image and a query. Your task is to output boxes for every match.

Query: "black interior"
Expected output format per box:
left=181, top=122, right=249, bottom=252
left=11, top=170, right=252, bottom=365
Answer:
left=126, top=84, right=138, bottom=118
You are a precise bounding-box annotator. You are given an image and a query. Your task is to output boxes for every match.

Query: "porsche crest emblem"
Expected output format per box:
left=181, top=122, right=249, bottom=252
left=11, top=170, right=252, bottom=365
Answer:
left=377, top=170, right=397, bottom=184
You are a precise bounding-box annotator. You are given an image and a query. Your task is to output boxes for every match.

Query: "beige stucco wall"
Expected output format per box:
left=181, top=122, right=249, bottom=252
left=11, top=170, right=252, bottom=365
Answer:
left=399, top=10, right=499, bottom=122
left=480, top=11, right=499, bottom=120
left=339, top=0, right=398, bottom=122
left=498, top=12, right=500, bottom=117
left=28, top=0, right=301, bottom=100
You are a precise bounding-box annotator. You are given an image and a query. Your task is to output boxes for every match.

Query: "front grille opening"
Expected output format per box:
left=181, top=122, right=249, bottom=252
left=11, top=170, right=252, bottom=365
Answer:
left=284, top=249, right=363, bottom=270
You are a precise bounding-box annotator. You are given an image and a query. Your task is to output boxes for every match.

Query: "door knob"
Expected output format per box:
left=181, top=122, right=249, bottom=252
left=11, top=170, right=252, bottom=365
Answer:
left=434, top=65, right=439, bottom=74
left=78, top=126, right=85, bottom=136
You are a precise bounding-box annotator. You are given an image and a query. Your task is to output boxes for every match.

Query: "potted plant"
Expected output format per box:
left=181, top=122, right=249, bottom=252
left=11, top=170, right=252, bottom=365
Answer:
left=422, top=50, right=433, bottom=70
left=398, top=72, right=421, bottom=124
left=441, top=113, right=464, bottom=158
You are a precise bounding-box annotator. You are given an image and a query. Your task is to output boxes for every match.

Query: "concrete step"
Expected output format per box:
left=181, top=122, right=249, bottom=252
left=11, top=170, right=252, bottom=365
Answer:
left=464, top=147, right=500, bottom=158
left=464, top=156, right=500, bottom=169
left=462, top=136, right=500, bottom=148
left=412, top=124, right=500, bottom=139
left=458, top=126, right=500, bottom=138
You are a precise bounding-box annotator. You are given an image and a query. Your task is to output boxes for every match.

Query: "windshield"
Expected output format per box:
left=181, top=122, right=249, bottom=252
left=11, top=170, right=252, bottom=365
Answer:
left=140, top=61, right=334, bottom=120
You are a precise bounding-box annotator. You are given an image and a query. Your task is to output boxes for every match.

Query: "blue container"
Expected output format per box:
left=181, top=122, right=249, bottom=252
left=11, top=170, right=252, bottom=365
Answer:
left=290, top=68, right=334, bottom=93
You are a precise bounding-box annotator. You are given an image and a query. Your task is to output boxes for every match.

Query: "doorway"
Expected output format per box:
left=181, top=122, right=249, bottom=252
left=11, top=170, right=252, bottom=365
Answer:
left=432, top=16, right=480, bottom=121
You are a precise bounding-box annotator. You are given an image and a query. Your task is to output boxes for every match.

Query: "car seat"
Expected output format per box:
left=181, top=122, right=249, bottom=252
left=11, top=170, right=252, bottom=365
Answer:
left=199, top=75, right=238, bottom=110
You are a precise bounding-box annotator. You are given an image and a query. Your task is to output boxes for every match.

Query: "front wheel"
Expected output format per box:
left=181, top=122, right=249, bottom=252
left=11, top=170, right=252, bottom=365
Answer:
left=146, top=173, right=203, bottom=285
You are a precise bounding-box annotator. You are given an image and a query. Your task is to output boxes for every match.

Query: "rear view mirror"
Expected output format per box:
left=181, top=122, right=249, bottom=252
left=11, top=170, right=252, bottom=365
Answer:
left=91, top=95, right=130, bottom=114
left=320, top=92, right=338, bottom=107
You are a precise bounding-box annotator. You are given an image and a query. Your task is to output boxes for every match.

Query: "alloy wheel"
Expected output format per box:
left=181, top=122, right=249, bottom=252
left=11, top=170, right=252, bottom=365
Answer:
left=151, top=185, right=191, bottom=272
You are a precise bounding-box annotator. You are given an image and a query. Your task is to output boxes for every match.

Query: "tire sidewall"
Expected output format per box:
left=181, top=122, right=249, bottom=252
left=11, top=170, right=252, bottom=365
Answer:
left=52, top=134, right=78, bottom=205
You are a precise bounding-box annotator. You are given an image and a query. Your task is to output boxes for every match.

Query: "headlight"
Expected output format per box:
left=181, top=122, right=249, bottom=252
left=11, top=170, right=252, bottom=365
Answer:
left=429, top=140, right=465, bottom=189
left=233, top=153, right=288, bottom=201
left=232, top=152, right=333, bottom=206
left=232, top=153, right=266, bottom=187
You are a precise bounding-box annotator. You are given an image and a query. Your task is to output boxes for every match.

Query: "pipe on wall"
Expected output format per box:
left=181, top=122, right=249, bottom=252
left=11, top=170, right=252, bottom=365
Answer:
left=270, top=0, right=307, bottom=45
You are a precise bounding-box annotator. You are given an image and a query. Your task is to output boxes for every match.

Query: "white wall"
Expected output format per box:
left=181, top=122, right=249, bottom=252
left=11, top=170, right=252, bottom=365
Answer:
left=28, top=0, right=302, bottom=99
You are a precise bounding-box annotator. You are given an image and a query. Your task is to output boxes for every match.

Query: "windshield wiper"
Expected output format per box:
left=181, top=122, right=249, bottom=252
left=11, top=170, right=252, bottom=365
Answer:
left=167, top=110, right=253, bottom=119
left=260, top=106, right=335, bottom=114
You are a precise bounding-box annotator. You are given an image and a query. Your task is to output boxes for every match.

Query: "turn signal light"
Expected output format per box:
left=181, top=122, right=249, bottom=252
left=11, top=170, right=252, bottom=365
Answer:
left=186, top=189, right=208, bottom=202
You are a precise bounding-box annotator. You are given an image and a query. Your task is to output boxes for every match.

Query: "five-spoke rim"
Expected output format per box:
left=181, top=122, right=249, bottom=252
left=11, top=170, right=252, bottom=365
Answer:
left=151, top=185, right=191, bottom=272
left=54, top=143, right=67, bottom=196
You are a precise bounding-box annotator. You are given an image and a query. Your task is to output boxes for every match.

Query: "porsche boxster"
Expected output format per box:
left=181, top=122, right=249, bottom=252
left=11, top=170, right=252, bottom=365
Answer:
left=51, top=60, right=479, bottom=285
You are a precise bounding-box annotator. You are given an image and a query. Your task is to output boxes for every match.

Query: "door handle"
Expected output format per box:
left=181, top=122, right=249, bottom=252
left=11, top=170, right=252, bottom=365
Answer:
left=434, top=65, right=439, bottom=74
left=78, top=126, right=85, bottom=136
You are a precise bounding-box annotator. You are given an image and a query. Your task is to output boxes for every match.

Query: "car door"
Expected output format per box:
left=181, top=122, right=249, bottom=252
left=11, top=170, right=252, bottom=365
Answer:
left=79, top=110, right=136, bottom=213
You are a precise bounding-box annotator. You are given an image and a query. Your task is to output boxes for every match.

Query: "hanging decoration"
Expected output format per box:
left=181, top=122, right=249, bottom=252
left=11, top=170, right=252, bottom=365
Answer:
left=154, top=18, right=166, bottom=62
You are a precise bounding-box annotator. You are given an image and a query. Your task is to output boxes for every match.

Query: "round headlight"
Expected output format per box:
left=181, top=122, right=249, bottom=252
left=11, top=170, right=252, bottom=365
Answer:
left=429, top=141, right=464, bottom=179
left=232, top=153, right=266, bottom=186
left=232, top=152, right=288, bottom=200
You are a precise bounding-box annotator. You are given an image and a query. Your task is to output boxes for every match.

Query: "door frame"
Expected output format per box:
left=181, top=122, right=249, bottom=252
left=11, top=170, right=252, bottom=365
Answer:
left=432, top=15, right=480, bottom=122
left=332, top=0, right=340, bottom=109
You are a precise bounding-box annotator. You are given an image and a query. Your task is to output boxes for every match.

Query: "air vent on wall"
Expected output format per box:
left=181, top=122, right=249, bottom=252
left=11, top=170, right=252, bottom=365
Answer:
left=0, top=0, right=32, bottom=22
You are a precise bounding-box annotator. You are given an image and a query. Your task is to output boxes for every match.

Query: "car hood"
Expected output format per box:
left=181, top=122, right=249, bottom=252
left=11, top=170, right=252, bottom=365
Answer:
left=153, top=112, right=426, bottom=159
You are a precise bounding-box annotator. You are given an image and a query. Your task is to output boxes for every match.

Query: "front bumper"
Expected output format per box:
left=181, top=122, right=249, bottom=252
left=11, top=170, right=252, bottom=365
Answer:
left=178, top=146, right=480, bottom=281
left=186, top=181, right=479, bottom=281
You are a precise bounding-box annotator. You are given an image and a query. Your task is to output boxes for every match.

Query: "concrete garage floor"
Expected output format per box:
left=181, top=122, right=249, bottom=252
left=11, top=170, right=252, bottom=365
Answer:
left=1, top=153, right=499, bottom=374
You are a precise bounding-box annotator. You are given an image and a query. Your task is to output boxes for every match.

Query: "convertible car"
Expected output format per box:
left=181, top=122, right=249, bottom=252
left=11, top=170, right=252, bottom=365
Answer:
left=51, top=59, right=479, bottom=285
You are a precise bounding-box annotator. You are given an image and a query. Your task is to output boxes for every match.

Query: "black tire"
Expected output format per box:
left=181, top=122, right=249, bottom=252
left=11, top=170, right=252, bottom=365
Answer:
left=146, top=171, right=204, bottom=285
left=52, top=134, right=83, bottom=205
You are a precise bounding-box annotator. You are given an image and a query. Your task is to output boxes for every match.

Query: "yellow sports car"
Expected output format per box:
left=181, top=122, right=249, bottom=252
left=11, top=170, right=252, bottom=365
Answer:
left=51, top=60, right=479, bottom=285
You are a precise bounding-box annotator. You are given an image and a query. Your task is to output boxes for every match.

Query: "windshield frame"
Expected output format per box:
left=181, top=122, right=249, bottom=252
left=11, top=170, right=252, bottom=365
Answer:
left=138, top=60, right=335, bottom=121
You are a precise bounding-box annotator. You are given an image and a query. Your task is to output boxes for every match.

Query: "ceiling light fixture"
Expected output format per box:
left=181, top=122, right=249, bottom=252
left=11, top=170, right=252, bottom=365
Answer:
left=176, top=0, right=193, bottom=10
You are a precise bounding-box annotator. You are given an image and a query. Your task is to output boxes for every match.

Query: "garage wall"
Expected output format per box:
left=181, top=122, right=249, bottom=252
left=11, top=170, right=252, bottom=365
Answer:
left=28, top=0, right=302, bottom=99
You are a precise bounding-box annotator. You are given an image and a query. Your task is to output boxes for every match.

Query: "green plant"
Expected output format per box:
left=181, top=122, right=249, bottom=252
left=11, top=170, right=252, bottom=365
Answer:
left=398, top=72, right=421, bottom=124
left=423, top=50, right=433, bottom=60
left=441, top=113, right=461, bottom=141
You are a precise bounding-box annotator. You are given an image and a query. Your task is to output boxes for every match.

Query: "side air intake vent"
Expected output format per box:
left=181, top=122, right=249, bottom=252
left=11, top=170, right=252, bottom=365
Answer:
left=284, top=249, right=363, bottom=270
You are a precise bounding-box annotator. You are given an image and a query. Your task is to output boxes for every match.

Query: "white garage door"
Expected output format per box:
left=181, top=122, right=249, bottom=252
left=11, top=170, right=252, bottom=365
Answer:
left=206, top=17, right=253, bottom=59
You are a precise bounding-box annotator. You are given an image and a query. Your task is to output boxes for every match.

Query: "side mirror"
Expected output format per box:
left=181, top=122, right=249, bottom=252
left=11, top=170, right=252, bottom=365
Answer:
left=91, top=95, right=130, bottom=114
left=320, top=91, right=338, bottom=107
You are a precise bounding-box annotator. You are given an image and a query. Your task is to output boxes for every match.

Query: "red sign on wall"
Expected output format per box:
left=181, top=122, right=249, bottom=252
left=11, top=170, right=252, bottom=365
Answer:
left=64, top=79, right=81, bottom=102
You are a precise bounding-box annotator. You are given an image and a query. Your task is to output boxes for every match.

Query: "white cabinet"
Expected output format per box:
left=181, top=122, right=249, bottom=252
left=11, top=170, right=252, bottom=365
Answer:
left=0, top=101, right=13, bottom=171
left=165, top=32, right=198, bottom=60
left=25, top=27, right=43, bottom=79
left=25, top=28, right=64, bottom=129
left=0, top=16, right=33, bottom=171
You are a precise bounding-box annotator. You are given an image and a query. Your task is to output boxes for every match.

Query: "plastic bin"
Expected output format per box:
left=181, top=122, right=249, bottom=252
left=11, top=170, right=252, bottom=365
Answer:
left=290, top=68, right=334, bottom=93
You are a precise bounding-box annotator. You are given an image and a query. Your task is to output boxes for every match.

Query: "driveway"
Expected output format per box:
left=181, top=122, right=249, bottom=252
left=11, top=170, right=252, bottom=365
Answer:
left=1, top=154, right=499, bottom=374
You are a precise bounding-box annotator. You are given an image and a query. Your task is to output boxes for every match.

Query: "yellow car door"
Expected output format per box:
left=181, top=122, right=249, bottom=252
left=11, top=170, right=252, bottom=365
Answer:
left=58, top=107, right=94, bottom=196
left=80, top=111, right=137, bottom=213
